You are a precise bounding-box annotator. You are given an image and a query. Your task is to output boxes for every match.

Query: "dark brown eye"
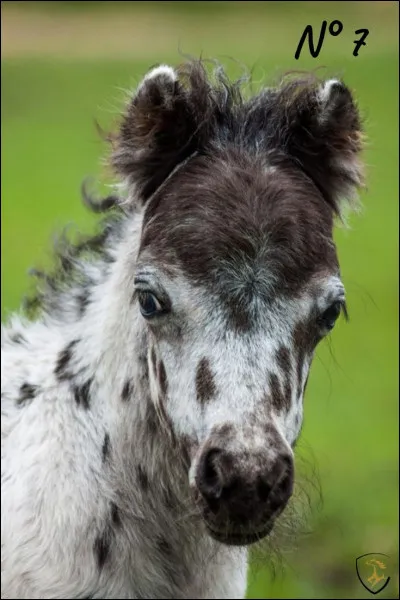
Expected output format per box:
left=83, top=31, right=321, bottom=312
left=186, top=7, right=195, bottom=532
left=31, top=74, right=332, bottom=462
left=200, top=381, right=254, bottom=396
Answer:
left=318, top=301, right=342, bottom=331
left=137, top=291, right=163, bottom=319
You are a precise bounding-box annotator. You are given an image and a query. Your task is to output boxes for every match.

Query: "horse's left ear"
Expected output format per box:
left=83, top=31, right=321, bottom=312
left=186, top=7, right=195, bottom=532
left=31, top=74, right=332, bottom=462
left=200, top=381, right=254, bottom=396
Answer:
left=111, top=64, right=203, bottom=204
left=270, top=77, right=365, bottom=214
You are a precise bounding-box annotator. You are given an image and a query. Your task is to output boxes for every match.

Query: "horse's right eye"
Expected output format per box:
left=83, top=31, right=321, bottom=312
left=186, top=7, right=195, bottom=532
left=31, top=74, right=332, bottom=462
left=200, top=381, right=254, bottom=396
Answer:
left=137, top=292, right=163, bottom=319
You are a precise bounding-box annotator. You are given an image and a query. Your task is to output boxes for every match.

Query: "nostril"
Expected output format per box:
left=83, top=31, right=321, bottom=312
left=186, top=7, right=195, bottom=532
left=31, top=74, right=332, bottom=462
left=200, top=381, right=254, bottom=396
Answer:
left=267, top=455, right=294, bottom=512
left=257, top=478, right=272, bottom=503
left=221, top=476, right=239, bottom=500
left=198, top=448, right=223, bottom=501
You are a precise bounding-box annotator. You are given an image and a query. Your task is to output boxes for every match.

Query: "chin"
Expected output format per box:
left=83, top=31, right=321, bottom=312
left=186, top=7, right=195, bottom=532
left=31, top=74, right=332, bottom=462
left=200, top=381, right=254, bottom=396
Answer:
left=205, top=520, right=275, bottom=547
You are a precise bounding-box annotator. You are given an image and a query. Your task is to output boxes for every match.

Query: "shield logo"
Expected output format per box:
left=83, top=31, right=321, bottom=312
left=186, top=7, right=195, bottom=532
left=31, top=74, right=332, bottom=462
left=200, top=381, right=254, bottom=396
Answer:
left=356, top=553, right=391, bottom=595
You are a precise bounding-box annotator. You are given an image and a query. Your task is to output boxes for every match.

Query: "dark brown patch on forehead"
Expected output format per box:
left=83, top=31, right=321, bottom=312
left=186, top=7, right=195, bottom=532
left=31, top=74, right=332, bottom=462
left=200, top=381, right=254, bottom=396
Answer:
left=196, top=358, right=217, bottom=405
left=140, top=150, right=339, bottom=331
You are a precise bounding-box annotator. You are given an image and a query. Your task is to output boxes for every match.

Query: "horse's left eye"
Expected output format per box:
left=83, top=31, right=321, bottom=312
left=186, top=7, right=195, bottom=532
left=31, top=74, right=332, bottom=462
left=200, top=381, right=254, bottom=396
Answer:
left=318, top=301, right=342, bottom=331
left=137, top=292, right=163, bottom=318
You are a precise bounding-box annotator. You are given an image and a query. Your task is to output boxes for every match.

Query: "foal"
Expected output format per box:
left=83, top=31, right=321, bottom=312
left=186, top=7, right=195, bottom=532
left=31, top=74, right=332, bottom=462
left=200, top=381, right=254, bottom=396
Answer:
left=1, top=61, right=364, bottom=599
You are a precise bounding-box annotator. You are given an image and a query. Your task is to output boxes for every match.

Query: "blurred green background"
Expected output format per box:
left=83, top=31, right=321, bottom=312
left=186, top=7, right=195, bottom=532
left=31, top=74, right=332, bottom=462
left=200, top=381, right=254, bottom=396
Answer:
left=1, top=1, right=398, bottom=598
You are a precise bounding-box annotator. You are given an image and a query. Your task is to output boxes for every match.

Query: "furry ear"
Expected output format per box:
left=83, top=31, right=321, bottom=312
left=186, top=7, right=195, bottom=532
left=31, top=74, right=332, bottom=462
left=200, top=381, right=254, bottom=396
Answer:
left=266, top=76, right=365, bottom=214
left=111, top=65, right=203, bottom=203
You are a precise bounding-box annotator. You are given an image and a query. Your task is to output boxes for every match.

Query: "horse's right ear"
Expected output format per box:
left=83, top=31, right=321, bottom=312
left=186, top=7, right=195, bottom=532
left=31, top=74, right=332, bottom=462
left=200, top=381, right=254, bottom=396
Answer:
left=111, top=65, right=201, bottom=204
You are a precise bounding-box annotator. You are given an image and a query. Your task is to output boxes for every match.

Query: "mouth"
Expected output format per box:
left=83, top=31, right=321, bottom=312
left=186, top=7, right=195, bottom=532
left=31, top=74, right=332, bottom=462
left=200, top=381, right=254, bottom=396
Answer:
left=205, top=520, right=274, bottom=546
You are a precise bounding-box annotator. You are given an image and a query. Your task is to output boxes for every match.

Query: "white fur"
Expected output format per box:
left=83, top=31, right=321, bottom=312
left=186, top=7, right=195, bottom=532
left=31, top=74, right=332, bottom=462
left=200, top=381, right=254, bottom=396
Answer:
left=318, top=78, right=340, bottom=104
left=139, top=64, right=177, bottom=89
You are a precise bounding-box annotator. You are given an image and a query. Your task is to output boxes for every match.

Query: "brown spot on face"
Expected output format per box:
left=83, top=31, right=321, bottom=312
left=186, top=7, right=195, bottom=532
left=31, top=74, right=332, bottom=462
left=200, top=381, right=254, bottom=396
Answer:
left=196, top=358, right=216, bottom=405
left=150, top=346, right=157, bottom=376
left=158, top=361, right=168, bottom=397
left=275, top=346, right=293, bottom=412
left=293, top=320, right=308, bottom=353
left=276, top=346, right=291, bottom=375
left=102, top=433, right=110, bottom=463
left=121, top=380, right=134, bottom=402
left=214, top=423, right=234, bottom=439
left=284, top=380, right=292, bottom=409
left=268, top=373, right=290, bottom=412
left=293, top=321, right=312, bottom=397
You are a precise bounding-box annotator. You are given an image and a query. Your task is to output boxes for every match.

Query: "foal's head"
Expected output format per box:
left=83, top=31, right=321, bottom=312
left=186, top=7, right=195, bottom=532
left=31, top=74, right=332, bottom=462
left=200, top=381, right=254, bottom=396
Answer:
left=112, top=62, right=363, bottom=546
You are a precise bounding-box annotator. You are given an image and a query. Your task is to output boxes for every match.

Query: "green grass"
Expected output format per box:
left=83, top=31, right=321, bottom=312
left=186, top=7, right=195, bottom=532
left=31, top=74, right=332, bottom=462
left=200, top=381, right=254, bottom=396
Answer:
left=1, top=2, right=398, bottom=599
